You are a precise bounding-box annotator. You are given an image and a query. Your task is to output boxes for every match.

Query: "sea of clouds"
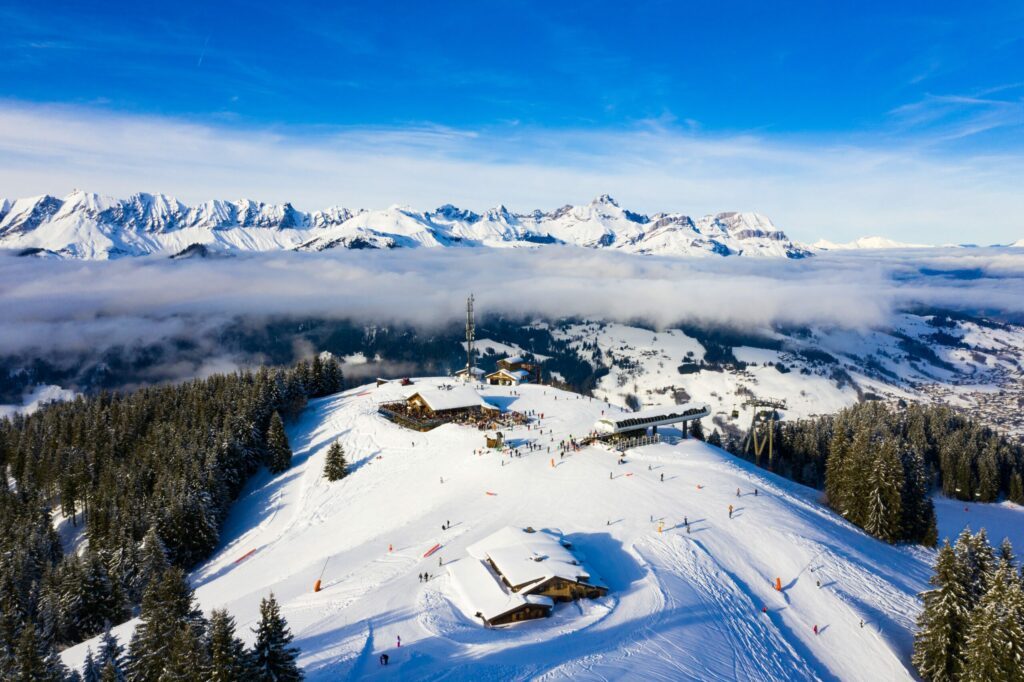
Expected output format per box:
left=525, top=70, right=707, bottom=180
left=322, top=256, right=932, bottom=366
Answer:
left=2, top=245, right=1024, bottom=360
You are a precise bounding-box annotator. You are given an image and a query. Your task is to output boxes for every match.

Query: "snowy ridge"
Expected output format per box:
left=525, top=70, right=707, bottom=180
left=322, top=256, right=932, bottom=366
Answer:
left=59, top=378, right=1024, bottom=679
left=0, top=190, right=811, bottom=260
left=812, top=236, right=934, bottom=251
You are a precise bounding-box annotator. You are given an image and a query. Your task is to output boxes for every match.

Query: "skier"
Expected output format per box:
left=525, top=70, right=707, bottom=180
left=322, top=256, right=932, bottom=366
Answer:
left=684, top=516, right=688, bottom=525
left=660, top=473, right=664, bottom=482
left=728, top=504, right=733, bottom=518
left=762, top=606, right=767, bottom=614
left=754, top=488, right=758, bottom=496
left=380, top=653, right=389, bottom=666
left=813, top=624, right=818, bottom=636
left=397, top=635, right=401, bottom=647
left=438, top=556, right=443, bottom=566
left=609, top=472, right=613, bottom=479
left=736, top=488, right=740, bottom=497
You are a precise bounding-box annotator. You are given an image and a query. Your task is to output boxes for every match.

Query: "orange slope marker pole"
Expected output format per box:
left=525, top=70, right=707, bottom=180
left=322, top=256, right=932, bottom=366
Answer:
left=234, top=548, right=256, bottom=564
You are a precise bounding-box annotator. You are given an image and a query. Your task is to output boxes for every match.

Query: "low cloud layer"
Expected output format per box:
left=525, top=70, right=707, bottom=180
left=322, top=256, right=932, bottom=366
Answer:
left=2, top=246, right=1024, bottom=361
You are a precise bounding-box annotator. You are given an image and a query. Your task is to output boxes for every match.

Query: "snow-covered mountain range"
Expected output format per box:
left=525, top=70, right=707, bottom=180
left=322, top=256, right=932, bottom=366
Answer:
left=0, top=190, right=811, bottom=260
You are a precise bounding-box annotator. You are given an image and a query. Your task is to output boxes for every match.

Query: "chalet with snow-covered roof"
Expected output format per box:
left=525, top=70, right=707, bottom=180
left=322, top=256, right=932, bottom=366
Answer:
left=485, top=368, right=529, bottom=386
left=378, top=384, right=499, bottom=431
left=448, top=557, right=554, bottom=627
left=487, top=355, right=540, bottom=385
left=467, top=526, right=607, bottom=602
left=404, top=385, right=496, bottom=417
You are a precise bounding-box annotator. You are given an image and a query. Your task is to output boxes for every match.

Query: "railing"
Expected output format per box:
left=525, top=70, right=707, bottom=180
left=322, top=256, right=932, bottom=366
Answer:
left=377, top=406, right=445, bottom=432
left=614, top=433, right=662, bottom=452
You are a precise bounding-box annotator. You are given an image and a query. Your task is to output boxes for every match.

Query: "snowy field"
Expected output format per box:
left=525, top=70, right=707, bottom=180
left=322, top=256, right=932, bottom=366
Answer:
left=61, top=379, right=1023, bottom=680
left=552, top=318, right=1024, bottom=438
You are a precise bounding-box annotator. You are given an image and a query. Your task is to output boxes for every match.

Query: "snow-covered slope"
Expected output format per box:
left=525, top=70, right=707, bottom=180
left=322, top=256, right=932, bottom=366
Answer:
left=1011, top=238, right=1024, bottom=248
left=60, top=378, right=1021, bottom=680
left=0, top=191, right=811, bottom=260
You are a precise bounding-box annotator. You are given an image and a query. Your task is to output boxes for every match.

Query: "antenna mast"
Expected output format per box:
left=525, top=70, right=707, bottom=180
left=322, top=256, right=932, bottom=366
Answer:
left=464, top=294, right=475, bottom=382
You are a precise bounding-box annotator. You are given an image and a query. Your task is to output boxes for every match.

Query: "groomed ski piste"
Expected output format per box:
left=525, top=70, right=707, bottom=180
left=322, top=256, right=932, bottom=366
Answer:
left=61, top=378, right=1024, bottom=680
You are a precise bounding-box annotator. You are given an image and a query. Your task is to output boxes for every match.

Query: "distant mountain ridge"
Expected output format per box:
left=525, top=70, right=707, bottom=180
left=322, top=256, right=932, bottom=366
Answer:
left=0, top=190, right=812, bottom=260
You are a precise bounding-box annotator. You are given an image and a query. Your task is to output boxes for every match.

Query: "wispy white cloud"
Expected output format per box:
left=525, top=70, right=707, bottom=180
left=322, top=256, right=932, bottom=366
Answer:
left=0, top=101, right=1022, bottom=244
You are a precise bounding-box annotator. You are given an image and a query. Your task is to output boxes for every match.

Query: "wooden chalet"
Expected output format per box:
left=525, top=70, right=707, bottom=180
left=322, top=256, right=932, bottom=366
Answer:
left=468, top=526, right=608, bottom=602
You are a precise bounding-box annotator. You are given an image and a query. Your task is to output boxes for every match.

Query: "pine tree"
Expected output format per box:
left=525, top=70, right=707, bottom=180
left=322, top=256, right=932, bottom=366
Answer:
left=825, top=427, right=851, bottom=514
left=1009, top=471, right=1024, bottom=505
left=160, top=623, right=209, bottom=682
left=309, top=355, right=324, bottom=398
left=863, top=440, right=904, bottom=543
left=707, top=429, right=722, bottom=448
left=82, top=648, right=101, bottom=682
left=319, top=357, right=344, bottom=396
left=127, top=567, right=206, bottom=682
left=323, top=442, right=347, bottom=482
left=913, top=541, right=970, bottom=681
left=206, top=608, right=251, bottom=682
left=135, top=525, right=169, bottom=601
left=12, top=622, right=68, bottom=682
left=961, top=562, right=1024, bottom=682
left=690, top=419, right=705, bottom=441
left=266, top=413, right=293, bottom=475
left=100, top=660, right=120, bottom=682
left=96, top=627, right=124, bottom=682
left=998, top=537, right=1016, bottom=567
left=957, top=529, right=997, bottom=606
left=251, top=593, right=302, bottom=681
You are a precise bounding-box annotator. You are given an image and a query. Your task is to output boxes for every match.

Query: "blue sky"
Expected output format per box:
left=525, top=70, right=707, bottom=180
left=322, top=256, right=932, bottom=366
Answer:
left=0, top=1, right=1022, bottom=242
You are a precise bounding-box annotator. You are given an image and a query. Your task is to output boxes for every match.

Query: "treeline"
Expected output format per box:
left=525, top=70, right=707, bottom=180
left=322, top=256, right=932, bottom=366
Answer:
left=14, top=556, right=303, bottom=681
left=738, top=402, right=1024, bottom=545
left=913, top=529, right=1024, bottom=681
left=0, top=356, right=341, bottom=671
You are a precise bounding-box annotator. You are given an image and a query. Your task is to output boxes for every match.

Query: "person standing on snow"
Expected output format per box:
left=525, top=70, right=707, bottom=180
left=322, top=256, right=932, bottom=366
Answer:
left=728, top=504, right=733, bottom=518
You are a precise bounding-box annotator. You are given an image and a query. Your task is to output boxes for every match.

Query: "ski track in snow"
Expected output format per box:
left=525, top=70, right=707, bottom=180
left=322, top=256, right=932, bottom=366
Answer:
left=60, top=379, right=1022, bottom=680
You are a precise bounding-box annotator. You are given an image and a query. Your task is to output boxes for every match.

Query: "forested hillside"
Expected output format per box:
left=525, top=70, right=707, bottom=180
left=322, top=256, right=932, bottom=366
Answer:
left=737, top=402, right=1024, bottom=545
left=0, top=356, right=341, bottom=673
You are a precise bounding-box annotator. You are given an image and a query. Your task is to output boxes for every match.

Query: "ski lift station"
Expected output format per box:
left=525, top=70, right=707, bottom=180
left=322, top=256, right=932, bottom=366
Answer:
left=594, top=402, right=711, bottom=438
